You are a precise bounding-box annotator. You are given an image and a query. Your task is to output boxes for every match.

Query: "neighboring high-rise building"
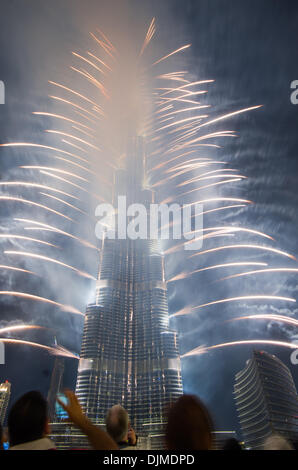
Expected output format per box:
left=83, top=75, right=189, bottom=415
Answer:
left=211, top=431, right=240, bottom=450
left=47, top=356, right=64, bottom=422
left=75, top=137, right=183, bottom=438
left=0, top=381, right=11, bottom=425
left=234, top=350, right=298, bottom=449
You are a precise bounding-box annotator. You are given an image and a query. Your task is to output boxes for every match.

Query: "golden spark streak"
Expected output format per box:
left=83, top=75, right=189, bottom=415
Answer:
left=46, top=130, right=101, bottom=151
left=228, top=314, right=298, bottom=327
left=53, top=155, right=97, bottom=177
left=156, top=105, right=210, bottom=120
left=39, top=193, right=88, bottom=216
left=139, top=17, right=156, bottom=56
left=87, top=52, right=112, bottom=71
left=4, top=251, right=96, bottom=280
left=0, top=325, right=46, bottom=334
left=189, top=244, right=296, bottom=261
left=0, top=142, right=89, bottom=164
left=61, top=139, right=88, bottom=154
left=0, top=338, right=79, bottom=359
left=167, top=262, right=268, bottom=282
left=0, top=196, right=74, bottom=222
left=218, top=268, right=298, bottom=282
left=90, top=32, right=115, bottom=59
left=70, top=66, right=108, bottom=98
left=0, top=291, right=83, bottom=315
left=182, top=340, right=298, bottom=358
left=0, top=265, right=37, bottom=276
left=176, top=169, right=240, bottom=186
left=72, top=52, right=105, bottom=75
left=20, top=166, right=90, bottom=183
left=157, top=80, right=215, bottom=96
left=163, top=178, right=244, bottom=203
left=50, top=95, right=100, bottom=120
left=24, top=226, right=99, bottom=251
left=170, top=295, right=296, bottom=318
left=152, top=45, right=191, bottom=66
left=0, top=182, right=79, bottom=201
left=72, top=126, right=96, bottom=139
left=197, top=105, right=263, bottom=129
left=48, top=81, right=100, bottom=108
left=33, top=112, right=93, bottom=131
left=152, top=114, right=209, bottom=134
left=0, top=234, right=57, bottom=248
left=39, top=171, right=106, bottom=202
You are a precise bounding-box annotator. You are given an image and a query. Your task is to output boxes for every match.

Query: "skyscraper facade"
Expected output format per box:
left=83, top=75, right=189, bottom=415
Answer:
left=234, top=350, right=298, bottom=449
left=47, top=357, right=64, bottom=422
left=0, top=381, right=11, bottom=425
left=75, top=137, right=183, bottom=439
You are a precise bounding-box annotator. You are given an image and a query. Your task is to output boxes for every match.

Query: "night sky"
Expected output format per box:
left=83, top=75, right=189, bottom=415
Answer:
left=0, top=0, right=298, bottom=437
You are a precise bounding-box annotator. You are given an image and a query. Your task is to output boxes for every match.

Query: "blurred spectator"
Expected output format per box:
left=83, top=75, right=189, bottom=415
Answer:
left=165, top=394, right=214, bottom=450
left=263, top=434, right=294, bottom=450
left=8, top=391, right=56, bottom=450
left=57, top=390, right=118, bottom=450
left=222, top=437, right=243, bottom=450
left=105, top=405, right=138, bottom=449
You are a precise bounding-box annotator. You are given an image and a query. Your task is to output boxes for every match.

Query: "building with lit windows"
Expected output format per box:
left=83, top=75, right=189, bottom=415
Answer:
left=75, top=137, right=183, bottom=438
left=0, top=381, right=11, bottom=425
left=51, top=137, right=183, bottom=448
left=234, top=350, right=298, bottom=449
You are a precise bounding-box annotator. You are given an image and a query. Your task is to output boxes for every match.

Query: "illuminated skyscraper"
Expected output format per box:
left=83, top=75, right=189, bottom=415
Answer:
left=47, top=356, right=64, bottom=422
left=234, top=350, right=298, bottom=449
left=75, top=137, right=183, bottom=439
left=0, top=381, right=11, bottom=425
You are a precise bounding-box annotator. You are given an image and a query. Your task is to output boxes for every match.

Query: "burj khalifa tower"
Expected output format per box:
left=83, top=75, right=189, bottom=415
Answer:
left=74, top=135, right=183, bottom=443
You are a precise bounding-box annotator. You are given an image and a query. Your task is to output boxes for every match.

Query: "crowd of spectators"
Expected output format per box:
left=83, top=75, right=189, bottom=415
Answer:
left=0, top=389, right=295, bottom=451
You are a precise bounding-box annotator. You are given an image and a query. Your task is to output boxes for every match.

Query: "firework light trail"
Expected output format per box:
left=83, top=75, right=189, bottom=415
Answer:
left=0, top=17, right=297, bottom=368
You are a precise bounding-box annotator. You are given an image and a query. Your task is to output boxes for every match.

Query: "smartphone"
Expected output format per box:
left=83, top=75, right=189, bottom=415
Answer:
left=55, top=393, right=69, bottom=419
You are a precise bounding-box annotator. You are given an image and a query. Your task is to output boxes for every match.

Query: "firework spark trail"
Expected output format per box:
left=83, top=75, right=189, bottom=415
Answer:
left=0, top=338, right=79, bottom=359
left=152, top=161, right=229, bottom=187
left=139, top=17, right=156, bottom=57
left=38, top=193, right=89, bottom=217
left=72, top=51, right=106, bottom=75
left=0, top=142, right=90, bottom=164
left=163, top=177, right=246, bottom=201
left=32, top=112, right=94, bottom=131
left=0, top=291, right=83, bottom=315
left=16, top=218, right=99, bottom=250
left=182, top=340, right=298, bottom=358
left=20, top=166, right=90, bottom=183
left=188, top=244, right=296, bottom=261
left=70, top=66, right=108, bottom=99
left=87, top=52, right=112, bottom=71
left=164, top=226, right=274, bottom=256
left=48, top=81, right=102, bottom=109
left=50, top=95, right=101, bottom=120
left=4, top=251, right=96, bottom=280
left=45, top=130, right=101, bottom=152
left=0, top=182, right=80, bottom=200
left=167, top=262, right=268, bottom=282
left=0, top=325, right=46, bottom=334
left=38, top=171, right=106, bottom=202
left=0, top=196, right=75, bottom=222
left=226, top=314, right=298, bottom=327
left=217, top=268, right=298, bottom=282
left=0, top=234, right=58, bottom=248
left=170, top=295, right=296, bottom=318
left=0, top=265, right=37, bottom=276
